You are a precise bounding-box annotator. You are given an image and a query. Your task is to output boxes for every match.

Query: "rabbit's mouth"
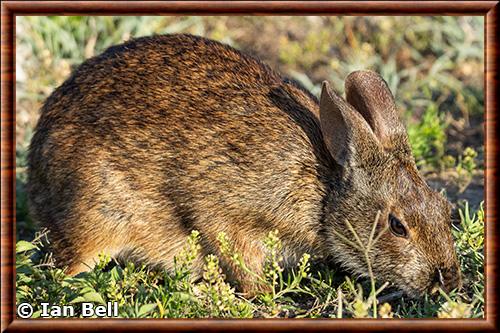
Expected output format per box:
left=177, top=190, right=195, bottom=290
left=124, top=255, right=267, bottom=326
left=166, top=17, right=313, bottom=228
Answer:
left=396, top=267, right=462, bottom=299
left=427, top=267, right=463, bottom=294
left=386, top=273, right=438, bottom=299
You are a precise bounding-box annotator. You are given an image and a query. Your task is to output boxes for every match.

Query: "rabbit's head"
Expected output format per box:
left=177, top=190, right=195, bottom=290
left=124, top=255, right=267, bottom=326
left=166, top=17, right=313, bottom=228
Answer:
left=320, top=71, right=461, bottom=297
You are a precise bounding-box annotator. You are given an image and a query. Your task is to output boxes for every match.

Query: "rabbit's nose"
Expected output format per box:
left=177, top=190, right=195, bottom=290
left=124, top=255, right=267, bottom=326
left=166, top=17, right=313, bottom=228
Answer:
left=431, top=266, right=462, bottom=294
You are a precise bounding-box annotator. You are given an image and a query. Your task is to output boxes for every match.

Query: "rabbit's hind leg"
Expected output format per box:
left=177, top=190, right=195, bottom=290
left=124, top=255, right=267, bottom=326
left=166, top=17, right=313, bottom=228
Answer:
left=64, top=242, right=123, bottom=276
left=118, top=224, right=205, bottom=278
left=49, top=225, right=125, bottom=275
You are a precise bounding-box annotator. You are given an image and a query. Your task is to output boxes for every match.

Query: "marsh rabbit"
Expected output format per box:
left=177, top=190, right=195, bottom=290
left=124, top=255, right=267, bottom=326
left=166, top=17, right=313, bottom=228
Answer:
left=28, top=34, right=461, bottom=297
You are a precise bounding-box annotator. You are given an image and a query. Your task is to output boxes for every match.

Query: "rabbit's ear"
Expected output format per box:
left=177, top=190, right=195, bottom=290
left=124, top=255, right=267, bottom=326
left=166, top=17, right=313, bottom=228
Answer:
left=319, top=81, right=382, bottom=166
left=344, top=70, right=408, bottom=152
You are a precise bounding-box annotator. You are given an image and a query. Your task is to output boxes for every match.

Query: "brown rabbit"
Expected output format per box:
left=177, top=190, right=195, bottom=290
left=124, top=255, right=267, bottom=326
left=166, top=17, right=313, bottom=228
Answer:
left=27, top=34, right=461, bottom=297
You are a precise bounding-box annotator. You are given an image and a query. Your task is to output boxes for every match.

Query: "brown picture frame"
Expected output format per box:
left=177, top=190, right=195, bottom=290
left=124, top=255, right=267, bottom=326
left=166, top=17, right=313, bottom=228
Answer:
left=1, top=1, right=498, bottom=332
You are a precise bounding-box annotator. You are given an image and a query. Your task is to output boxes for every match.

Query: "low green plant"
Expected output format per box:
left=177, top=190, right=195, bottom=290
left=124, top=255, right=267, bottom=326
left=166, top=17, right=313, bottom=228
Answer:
left=456, top=147, right=479, bottom=192
left=453, top=201, right=484, bottom=316
left=217, top=230, right=315, bottom=316
left=16, top=230, right=252, bottom=318
left=457, top=147, right=478, bottom=176
left=437, top=289, right=473, bottom=318
left=407, top=103, right=447, bottom=168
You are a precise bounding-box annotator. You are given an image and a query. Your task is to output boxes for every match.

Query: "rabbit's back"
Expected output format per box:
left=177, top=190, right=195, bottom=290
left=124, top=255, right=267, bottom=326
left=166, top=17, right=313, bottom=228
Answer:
left=27, top=34, right=331, bottom=279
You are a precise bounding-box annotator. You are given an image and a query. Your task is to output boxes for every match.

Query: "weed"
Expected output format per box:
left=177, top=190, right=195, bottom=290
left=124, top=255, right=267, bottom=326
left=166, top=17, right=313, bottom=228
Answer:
left=456, top=147, right=479, bottom=192
left=407, top=104, right=447, bottom=168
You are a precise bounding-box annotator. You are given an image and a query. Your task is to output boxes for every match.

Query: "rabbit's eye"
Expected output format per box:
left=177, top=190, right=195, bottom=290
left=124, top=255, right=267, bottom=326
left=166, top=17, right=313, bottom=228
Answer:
left=389, top=214, right=408, bottom=238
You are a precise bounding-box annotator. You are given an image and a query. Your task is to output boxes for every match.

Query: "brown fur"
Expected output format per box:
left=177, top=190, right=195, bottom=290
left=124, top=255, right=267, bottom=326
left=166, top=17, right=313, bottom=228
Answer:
left=27, top=34, right=460, bottom=297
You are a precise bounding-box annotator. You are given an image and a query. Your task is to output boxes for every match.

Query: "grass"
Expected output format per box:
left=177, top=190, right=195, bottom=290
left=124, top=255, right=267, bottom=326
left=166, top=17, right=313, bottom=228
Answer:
left=16, top=202, right=484, bottom=318
left=15, top=16, right=484, bottom=318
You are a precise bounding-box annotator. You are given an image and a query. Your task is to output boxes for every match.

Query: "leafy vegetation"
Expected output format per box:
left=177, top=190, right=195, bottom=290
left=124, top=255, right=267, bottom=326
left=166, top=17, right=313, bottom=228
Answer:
left=15, top=16, right=484, bottom=318
left=407, top=104, right=447, bottom=168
